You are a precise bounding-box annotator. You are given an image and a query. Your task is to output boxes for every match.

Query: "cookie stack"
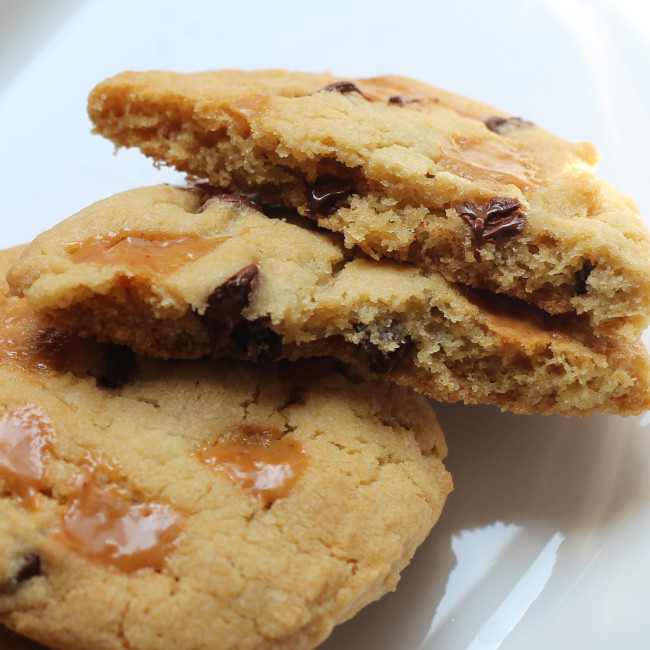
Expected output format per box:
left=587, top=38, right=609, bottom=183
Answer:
left=1, top=70, right=649, bottom=650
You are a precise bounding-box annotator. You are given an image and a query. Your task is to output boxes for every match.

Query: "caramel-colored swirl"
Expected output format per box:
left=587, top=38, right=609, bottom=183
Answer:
left=0, top=301, right=39, bottom=367
left=440, top=139, right=542, bottom=191
left=0, top=299, right=97, bottom=375
left=61, top=459, right=184, bottom=572
left=468, top=289, right=572, bottom=347
left=199, top=425, right=307, bottom=505
left=69, top=232, right=223, bottom=278
left=0, top=405, right=54, bottom=506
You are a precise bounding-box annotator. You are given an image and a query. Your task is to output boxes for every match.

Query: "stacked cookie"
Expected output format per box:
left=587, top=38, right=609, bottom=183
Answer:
left=7, top=183, right=650, bottom=416
left=1, top=69, right=649, bottom=650
left=0, top=249, right=452, bottom=650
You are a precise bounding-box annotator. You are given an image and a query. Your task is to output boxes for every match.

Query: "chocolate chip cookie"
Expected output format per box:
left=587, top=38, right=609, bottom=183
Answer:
left=87, top=69, right=650, bottom=340
left=8, top=185, right=650, bottom=416
left=0, top=245, right=452, bottom=650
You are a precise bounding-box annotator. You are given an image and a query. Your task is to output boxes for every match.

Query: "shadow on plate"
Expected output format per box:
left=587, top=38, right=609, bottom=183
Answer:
left=323, top=403, right=647, bottom=649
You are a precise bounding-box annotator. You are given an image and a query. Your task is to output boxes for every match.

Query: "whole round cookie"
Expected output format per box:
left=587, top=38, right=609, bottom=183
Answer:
left=8, top=185, right=650, bottom=416
left=0, top=246, right=451, bottom=650
left=87, top=69, right=650, bottom=340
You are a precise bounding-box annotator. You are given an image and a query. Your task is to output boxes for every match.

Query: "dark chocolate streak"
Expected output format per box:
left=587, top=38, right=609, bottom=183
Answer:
left=15, top=554, right=41, bottom=583
left=484, top=116, right=534, bottom=134
left=318, top=81, right=369, bottom=99
left=195, top=190, right=263, bottom=214
left=388, top=95, right=422, bottom=107
left=305, top=175, right=355, bottom=217
left=456, top=198, right=527, bottom=262
left=190, top=184, right=325, bottom=232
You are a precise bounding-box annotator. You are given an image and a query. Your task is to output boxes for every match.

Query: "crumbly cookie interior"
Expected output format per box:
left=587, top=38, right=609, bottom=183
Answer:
left=87, top=70, right=650, bottom=339
left=8, top=186, right=650, bottom=416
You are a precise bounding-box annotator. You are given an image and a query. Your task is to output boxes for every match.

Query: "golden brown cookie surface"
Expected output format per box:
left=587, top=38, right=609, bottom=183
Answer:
left=0, top=246, right=451, bottom=650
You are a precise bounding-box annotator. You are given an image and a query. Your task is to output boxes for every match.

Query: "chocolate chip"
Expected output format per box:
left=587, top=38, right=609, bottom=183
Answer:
left=201, top=268, right=283, bottom=359
left=198, top=193, right=263, bottom=214
left=575, top=262, right=594, bottom=296
left=352, top=324, right=413, bottom=373
left=189, top=183, right=331, bottom=230
left=205, top=265, right=259, bottom=349
left=15, top=554, right=41, bottom=582
left=95, top=344, right=137, bottom=389
left=187, top=182, right=219, bottom=205
left=305, top=175, right=355, bottom=217
left=388, top=95, right=422, bottom=107
left=456, top=198, right=527, bottom=262
left=317, top=81, right=369, bottom=99
left=484, top=116, right=534, bottom=134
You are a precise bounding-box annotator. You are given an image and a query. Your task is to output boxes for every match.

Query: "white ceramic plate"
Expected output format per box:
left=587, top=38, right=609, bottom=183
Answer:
left=1, top=1, right=649, bottom=648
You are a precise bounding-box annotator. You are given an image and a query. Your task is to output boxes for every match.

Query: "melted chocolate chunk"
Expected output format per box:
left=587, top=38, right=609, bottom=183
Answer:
left=484, top=116, right=534, bottom=134
left=456, top=198, right=527, bottom=262
left=191, top=184, right=307, bottom=223
left=353, top=324, right=413, bottom=373
left=388, top=95, right=422, bottom=107
left=317, top=81, right=369, bottom=99
left=189, top=184, right=326, bottom=231
left=15, top=554, right=41, bottom=582
left=305, top=175, right=355, bottom=217
left=575, top=262, right=594, bottom=296
left=95, top=344, right=137, bottom=389
left=190, top=183, right=264, bottom=214
left=225, top=194, right=326, bottom=233
left=205, top=265, right=259, bottom=349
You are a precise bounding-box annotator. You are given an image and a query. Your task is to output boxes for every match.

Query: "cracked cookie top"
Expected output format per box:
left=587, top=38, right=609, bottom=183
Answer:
left=0, top=245, right=451, bottom=650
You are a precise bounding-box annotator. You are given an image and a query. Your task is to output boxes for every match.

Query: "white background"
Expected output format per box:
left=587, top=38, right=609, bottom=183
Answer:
left=1, top=1, right=649, bottom=648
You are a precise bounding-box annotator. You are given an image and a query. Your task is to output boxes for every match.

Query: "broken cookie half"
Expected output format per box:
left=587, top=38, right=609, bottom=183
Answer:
left=87, top=69, right=650, bottom=340
left=7, top=184, right=650, bottom=417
